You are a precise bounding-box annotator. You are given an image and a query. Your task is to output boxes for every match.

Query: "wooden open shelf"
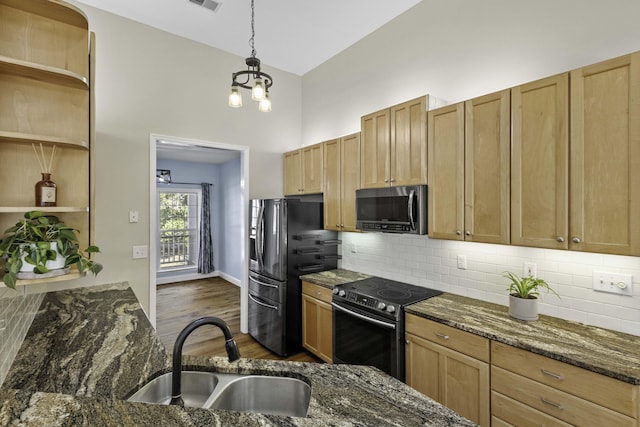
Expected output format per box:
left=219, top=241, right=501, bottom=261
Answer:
left=0, top=131, right=89, bottom=150
left=0, top=56, right=89, bottom=89
left=0, top=206, right=88, bottom=213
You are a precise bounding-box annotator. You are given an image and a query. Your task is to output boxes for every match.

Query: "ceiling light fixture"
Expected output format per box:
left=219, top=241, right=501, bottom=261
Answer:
left=228, top=0, right=273, bottom=112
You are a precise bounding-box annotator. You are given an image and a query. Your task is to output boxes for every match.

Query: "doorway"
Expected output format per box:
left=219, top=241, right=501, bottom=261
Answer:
left=148, top=134, right=250, bottom=333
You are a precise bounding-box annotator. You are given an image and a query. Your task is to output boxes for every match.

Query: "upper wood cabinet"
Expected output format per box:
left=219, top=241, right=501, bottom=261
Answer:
left=512, top=52, right=640, bottom=255
left=283, top=143, right=323, bottom=196
left=569, top=52, right=640, bottom=256
left=0, top=0, right=94, bottom=281
left=361, top=96, right=427, bottom=188
left=511, top=73, right=569, bottom=250
left=428, top=90, right=510, bottom=244
left=323, top=133, right=360, bottom=231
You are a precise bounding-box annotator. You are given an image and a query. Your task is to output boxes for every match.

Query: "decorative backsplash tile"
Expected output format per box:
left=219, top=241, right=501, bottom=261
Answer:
left=0, top=287, right=45, bottom=386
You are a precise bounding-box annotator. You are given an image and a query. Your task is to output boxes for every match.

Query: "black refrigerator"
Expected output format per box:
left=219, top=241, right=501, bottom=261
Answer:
left=248, top=194, right=339, bottom=356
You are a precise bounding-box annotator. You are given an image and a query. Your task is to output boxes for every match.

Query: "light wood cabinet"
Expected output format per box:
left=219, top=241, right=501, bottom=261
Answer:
left=0, top=0, right=94, bottom=285
left=512, top=53, right=640, bottom=256
left=491, top=341, right=639, bottom=426
left=428, top=90, right=510, bottom=244
left=283, top=143, right=323, bottom=196
left=323, top=133, right=360, bottom=231
left=361, top=96, right=427, bottom=188
left=511, top=73, right=569, bottom=250
left=405, top=315, right=490, bottom=427
left=569, top=52, right=640, bottom=256
left=301, top=281, right=333, bottom=363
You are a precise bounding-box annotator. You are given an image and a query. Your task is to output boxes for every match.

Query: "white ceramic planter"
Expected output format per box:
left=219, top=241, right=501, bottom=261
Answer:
left=509, top=294, right=539, bottom=321
left=19, top=242, right=66, bottom=272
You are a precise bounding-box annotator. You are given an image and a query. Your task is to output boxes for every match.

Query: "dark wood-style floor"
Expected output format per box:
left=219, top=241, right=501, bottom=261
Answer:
left=156, top=277, right=322, bottom=363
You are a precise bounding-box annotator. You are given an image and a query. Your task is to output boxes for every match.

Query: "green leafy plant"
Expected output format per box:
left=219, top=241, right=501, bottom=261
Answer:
left=0, top=211, right=102, bottom=289
left=503, top=271, right=559, bottom=299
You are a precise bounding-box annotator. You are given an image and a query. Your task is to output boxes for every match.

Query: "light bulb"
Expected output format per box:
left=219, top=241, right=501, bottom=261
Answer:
left=228, top=86, right=242, bottom=108
left=258, top=93, right=272, bottom=112
left=252, top=78, right=265, bottom=101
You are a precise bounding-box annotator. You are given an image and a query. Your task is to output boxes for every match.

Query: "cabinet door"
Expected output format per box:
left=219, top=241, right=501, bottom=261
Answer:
left=302, top=143, right=323, bottom=194
left=511, top=73, right=569, bottom=249
left=283, top=150, right=301, bottom=195
left=390, top=96, right=427, bottom=186
left=570, top=52, right=640, bottom=255
left=464, top=90, right=510, bottom=244
left=340, top=132, right=361, bottom=231
left=316, top=298, right=333, bottom=363
left=323, top=139, right=341, bottom=231
left=406, top=333, right=490, bottom=427
left=302, top=293, right=320, bottom=355
left=427, top=103, right=465, bottom=240
left=360, top=108, right=390, bottom=188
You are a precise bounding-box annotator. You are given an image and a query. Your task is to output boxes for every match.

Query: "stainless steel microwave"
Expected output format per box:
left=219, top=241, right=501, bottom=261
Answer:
left=355, top=185, right=427, bottom=235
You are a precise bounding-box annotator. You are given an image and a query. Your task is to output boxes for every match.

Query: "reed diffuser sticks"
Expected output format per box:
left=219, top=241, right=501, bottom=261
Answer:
left=31, top=143, right=56, bottom=173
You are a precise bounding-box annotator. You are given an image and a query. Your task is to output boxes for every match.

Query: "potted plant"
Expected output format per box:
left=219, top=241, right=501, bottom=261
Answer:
left=503, top=271, right=559, bottom=321
left=0, top=211, right=102, bottom=289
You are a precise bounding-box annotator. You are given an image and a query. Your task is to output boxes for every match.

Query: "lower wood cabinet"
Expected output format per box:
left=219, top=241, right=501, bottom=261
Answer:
left=491, top=341, right=639, bottom=426
left=301, top=281, right=333, bottom=363
left=405, top=315, right=490, bottom=427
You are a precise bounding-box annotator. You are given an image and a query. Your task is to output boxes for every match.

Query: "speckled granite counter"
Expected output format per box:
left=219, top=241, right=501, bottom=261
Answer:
left=406, top=293, right=640, bottom=385
left=300, top=268, right=371, bottom=289
left=0, top=282, right=475, bottom=426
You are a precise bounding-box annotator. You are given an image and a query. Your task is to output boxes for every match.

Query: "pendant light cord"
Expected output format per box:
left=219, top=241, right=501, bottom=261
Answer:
left=249, top=0, right=256, bottom=58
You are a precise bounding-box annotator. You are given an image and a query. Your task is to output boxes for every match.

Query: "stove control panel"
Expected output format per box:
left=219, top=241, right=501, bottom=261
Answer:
left=333, top=286, right=399, bottom=315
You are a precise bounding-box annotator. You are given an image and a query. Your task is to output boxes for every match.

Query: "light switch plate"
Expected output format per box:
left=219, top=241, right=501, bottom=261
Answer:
left=132, top=245, right=148, bottom=259
left=593, top=270, right=633, bottom=296
left=456, top=255, right=467, bottom=270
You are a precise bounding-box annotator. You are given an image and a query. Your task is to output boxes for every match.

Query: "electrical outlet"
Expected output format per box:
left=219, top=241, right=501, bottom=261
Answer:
left=132, top=245, right=148, bottom=259
left=593, top=271, right=633, bottom=296
left=129, top=210, right=139, bottom=223
left=457, top=255, right=467, bottom=270
left=524, top=262, right=537, bottom=278
left=350, top=243, right=357, bottom=253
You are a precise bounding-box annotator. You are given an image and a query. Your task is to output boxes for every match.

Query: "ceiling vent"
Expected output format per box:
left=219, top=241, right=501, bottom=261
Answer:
left=189, top=0, right=222, bottom=13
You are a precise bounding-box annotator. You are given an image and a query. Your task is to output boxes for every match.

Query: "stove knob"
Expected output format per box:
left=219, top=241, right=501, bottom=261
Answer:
left=332, top=288, right=340, bottom=295
left=338, top=290, right=346, bottom=297
left=376, top=302, right=386, bottom=310
left=386, top=305, right=396, bottom=314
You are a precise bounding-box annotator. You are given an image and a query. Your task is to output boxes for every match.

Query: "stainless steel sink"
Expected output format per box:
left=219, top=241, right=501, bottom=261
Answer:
left=128, top=372, right=311, bottom=417
left=206, top=375, right=311, bottom=417
left=128, top=371, right=218, bottom=407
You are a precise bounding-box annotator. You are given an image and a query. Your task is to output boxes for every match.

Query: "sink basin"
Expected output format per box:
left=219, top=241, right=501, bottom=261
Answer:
left=128, top=371, right=218, bottom=408
left=128, top=371, right=311, bottom=417
left=206, top=375, right=311, bottom=417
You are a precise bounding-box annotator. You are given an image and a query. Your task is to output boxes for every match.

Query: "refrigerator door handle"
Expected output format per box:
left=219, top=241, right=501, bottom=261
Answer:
left=256, top=204, right=265, bottom=270
left=249, top=294, right=278, bottom=310
left=251, top=277, right=278, bottom=289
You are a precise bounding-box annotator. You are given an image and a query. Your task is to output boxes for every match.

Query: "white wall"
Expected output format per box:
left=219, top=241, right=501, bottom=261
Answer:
left=302, top=0, right=640, bottom=335
left=219, top=157, right=243, bottom=282
left=53, top=2, right=304, bottom=314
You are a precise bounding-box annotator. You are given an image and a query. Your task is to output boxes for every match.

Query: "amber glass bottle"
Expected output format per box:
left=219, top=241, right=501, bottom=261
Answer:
left=35, top=173, right=57, bottom=207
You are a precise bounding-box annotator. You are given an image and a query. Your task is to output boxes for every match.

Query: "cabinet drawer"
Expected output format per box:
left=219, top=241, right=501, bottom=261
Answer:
left=302, top=281, right=333, bottom=304
left=405, top=314, right=489, bottom=362
left=492, top=366, right=636, bottom=426
left=492, top=390, right=572, bottom=427
left=492, top=341, right=638, bottom=418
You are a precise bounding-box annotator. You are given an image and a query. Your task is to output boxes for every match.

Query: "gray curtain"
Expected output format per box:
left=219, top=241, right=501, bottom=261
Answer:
left=198, top=183, right=214, bottom=273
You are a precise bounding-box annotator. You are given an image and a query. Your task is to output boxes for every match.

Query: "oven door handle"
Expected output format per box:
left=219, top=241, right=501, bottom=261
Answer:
left=331, top=302, right=396, bottom=330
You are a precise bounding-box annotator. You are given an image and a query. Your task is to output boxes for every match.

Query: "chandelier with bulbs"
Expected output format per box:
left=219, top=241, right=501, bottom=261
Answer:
left=228, top=0, right=273, bottom=112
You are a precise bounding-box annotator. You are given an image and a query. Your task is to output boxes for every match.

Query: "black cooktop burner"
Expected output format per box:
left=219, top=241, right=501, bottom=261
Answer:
left=342, top=276, right=441, bottom=307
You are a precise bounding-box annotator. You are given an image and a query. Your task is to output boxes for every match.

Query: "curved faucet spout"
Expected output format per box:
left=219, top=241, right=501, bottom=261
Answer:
left=170, top=316, right=241, bottom=406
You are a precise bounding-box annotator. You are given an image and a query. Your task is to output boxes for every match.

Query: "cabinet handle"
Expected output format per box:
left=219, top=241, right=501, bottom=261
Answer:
left=540, top=397, right=564, bottom=410
left=456, top=230, right=462, bottom=236
left=434, top=332, right=449, bottom=340
left=465, top=231, right=471, bottom=236
left=557, top=236, right=565, bottom=243
left=572, top=237, right=581, bottom=244
left=339, top=224, right=344, bottom=227
left=390, top=178, right=395, bottom=182
left=384, top=179, right=389, bottom=183
left=541, top=369, right=564, bottom=381
left=405, top=340, right=410, bottom=344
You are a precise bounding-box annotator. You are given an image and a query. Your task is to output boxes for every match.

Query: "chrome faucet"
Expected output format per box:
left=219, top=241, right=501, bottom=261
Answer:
left=170, top=316, right=241, bottom=406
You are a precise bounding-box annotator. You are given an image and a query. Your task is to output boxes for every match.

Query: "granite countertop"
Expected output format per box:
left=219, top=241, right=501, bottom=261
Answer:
left=300, top=268, right=371, bottom=289
left=0, top=282, right=475, bottom=426
left=406, top=293, right=640, bottom=385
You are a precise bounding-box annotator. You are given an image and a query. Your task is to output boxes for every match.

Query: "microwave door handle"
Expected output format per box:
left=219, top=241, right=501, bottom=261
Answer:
left=407, top=189, right=416, bottom=230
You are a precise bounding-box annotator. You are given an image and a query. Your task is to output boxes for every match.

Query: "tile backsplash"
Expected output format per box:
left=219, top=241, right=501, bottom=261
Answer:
left=0, top=287, right=44, bottom=386
left=340, top=232, right=640, bottom=336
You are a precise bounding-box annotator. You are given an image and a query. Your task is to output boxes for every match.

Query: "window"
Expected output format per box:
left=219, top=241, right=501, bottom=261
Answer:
left=158, top=189, right=201, bottom=270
